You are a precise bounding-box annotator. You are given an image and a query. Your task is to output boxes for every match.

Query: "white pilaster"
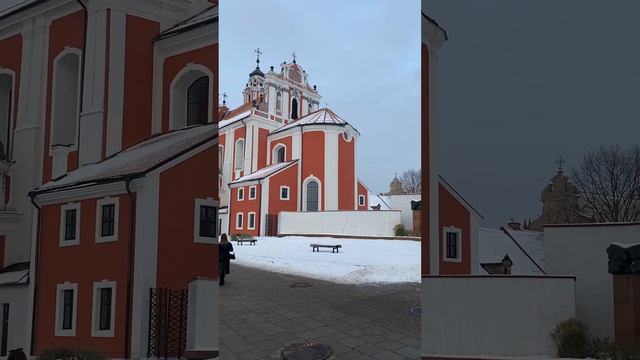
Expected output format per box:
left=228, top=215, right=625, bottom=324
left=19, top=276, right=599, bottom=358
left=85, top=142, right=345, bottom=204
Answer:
left=105, top=9, right=126, bottom=156
left=324, top=130, right=338, bottom=210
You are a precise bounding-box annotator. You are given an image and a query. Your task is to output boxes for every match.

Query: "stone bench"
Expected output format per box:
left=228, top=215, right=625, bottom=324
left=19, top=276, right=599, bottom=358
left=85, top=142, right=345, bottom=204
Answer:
left=310, top=244, right=342, bottom=253
left=235, top=238, right=257, bottom=245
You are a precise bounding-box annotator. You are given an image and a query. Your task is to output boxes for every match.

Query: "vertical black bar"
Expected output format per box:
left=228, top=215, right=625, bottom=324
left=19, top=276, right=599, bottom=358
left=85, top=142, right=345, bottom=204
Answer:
left=1, top=303, right=8, bottom=356
left=163, top=288, right=169, bottom=359
left=147, top=288, right=153, bottom=358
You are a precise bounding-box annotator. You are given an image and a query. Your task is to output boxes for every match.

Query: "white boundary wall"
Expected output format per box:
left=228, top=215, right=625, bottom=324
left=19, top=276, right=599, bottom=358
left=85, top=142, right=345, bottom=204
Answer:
left=422, top=276, right=576, bottom=357
left=279, top=210, right=401, bottom=237
left=0, top=285, right=29, bottom=353
left=544, top=223, right=640, bottom=338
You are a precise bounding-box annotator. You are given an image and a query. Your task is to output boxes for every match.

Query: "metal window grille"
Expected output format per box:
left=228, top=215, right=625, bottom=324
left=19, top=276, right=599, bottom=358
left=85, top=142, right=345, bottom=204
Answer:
left=446, top=232, right=458, bottom=259
left=62, top=289, right=74, bottom=330
left=306, top=181, right=319, bottom=212
left=199, top=206, right=216, bottom=237
left=101, top=204, right=115, bottom=237
left=64, top=209, right=76, bottom=241
left=186, top=77, right=209, bottom=126
left=99, top=287, right=112, bottom=330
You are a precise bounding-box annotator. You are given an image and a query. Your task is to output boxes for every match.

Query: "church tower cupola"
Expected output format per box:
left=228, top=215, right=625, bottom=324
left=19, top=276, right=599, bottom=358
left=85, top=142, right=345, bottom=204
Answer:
left=243, top=48, right=267, bottom=106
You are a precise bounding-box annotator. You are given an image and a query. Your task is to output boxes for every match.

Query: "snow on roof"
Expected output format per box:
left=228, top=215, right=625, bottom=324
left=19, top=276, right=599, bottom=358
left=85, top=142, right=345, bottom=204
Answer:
left=156, top=5, right=217, bottom=40
left=0, top=0, right=42, bottom=19
left=368, top=193, right=391, bottom=210
left=35, top=124, right=216, bottom=193
left=479, top=227, right=544, bottom=275
left=502, top=227, right=545, bottom=271
left=0, top=269, right=28, bottom=285
left=219, top=109, right=251, bottom=129
left=271, top=108, right=359, bottom=135
left=229, top=160, right=298, bottom=184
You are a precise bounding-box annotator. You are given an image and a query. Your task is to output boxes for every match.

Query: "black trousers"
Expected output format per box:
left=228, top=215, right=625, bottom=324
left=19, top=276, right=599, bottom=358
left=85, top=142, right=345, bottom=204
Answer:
left=219, top=272, right=226, bottom=285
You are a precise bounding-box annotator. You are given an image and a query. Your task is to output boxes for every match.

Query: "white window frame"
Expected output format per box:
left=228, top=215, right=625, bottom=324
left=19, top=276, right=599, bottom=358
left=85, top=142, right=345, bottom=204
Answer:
left=95, top=197, right=119, bottom=243
left=234, top=138, right=245, bottom=170
left=280, top=186, right=290, bottom=200
left=442, top=226, right=463, bottom=263
left=59, top=202, right=81, bottom=247
left=91, top=280, right=116, bottom=337
left=194, top=198, right=218, bottom=244
left=248, top=185, right=257, bottom=200
left=218, top=145, right=224, bottom=173
left=50, top=48, right=82, bottom=153
left=358, top=194, right=365, bottom=207
left=55, top=282, right=78, bottom=337
left=247, top=212, right=256, bottom=230
left=237, top=187, right=244, bottom=201
left=236, top=212, right=244, bottom=230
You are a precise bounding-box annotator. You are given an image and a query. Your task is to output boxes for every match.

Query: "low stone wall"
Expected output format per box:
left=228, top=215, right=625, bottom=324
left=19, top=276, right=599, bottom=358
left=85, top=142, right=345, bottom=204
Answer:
left=278, top=210, right=402, bottom=237
left=422, top=275, right=576, bottom=358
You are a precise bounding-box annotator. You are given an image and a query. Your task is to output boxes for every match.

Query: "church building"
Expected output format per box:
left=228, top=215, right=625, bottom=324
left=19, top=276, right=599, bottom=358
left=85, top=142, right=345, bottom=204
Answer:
left=218, top=53, right=370, bottom=236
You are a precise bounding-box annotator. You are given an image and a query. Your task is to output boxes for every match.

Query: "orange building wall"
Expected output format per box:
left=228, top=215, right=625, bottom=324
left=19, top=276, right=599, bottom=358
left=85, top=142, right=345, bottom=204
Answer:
left=157, top=146, right=219, bottom=289
left=42, top=11, right=85, bottom=183
left=228, top=185, right=261, bottom=236
left=421, top=43, right=430, bottom=276
left=121, top=15, right=159, bottom=149
left=268, top=163, right=299, bottom=215
left=338, top=135, right=355, bottom=210
left=438, top=184, right=471, bottom=275
left=357, top=181, right=368, bottom=211
left=257, top=128, right=269, bottom=168
left=301, top=131, right=325, bottom=210
left=34, top=195, right=132, bottom=358
left=161, top=44, right=217, bottom=132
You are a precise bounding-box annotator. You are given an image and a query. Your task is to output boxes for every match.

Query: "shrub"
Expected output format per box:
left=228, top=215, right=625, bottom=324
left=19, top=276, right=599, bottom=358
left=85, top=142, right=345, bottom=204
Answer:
left=550, top=318, right=593, bottom=358
left=590, top=336, right=616, bottom=360
left=393, top=224, right=406, bottom=236
left=40, top=348, right=105, bottom=360
left=231, top=233, right=252, bottom=241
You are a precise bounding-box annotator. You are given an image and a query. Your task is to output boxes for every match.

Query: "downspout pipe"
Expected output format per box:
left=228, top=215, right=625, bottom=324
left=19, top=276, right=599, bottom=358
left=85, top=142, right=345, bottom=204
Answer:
left=124, top=177, right=136, bottom=359
left=74, top=0, right=88, bottom=156
left=27, top=193, right=41, bottom=356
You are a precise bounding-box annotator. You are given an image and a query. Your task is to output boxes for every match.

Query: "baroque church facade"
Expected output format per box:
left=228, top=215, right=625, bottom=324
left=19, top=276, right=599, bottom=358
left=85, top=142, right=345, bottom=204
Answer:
left=218, top=54, right=370, bottom=236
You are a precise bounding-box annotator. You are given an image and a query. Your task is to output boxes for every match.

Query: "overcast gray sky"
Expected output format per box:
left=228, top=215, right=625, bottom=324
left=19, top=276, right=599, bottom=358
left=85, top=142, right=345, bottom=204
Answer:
left=220, top=0, right=420, bottom=195
left=425, top=0, right=640, bottom=228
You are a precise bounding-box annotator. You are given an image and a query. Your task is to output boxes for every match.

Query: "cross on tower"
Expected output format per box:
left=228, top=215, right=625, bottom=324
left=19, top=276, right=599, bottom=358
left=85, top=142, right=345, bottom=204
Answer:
left=556, top=156, right=565, bottom=171
left=292, top=51, right=297, bottom=64
left=254, top=48, right=262, bottom=65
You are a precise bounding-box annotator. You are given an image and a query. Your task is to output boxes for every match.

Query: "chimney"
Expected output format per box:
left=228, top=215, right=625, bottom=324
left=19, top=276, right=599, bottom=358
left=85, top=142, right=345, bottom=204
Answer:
left=507, top=218, right=521, bottom=231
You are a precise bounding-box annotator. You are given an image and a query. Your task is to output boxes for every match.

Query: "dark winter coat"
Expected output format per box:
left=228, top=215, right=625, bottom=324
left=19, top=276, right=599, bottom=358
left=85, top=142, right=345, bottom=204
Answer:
left=219, top=242, right=234, bottom=275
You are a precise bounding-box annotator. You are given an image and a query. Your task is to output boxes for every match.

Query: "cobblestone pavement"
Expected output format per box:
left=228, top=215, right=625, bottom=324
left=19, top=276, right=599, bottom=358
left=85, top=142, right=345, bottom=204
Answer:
left=220, top=264, right=420, bottom=360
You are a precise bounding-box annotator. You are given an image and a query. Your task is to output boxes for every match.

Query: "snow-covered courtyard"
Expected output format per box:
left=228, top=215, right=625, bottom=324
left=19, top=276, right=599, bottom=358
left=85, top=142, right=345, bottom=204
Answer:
left=230, top=236, right=420, bottom=284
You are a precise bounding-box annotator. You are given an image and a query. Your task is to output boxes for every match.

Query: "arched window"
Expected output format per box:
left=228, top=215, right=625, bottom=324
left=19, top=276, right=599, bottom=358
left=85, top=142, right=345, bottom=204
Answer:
left=306, top=180, right=319, bottom=212
left=275, top=92, right=282, bottom=111
left=234, top=139, right=245, bottom=170
left=0, top=72, right=14, bottom=160
left=186, top=76, right=209, bottom=126
left=307, top=103, right=312, bottom=115
left=52, top=50, right=81, bottom=147
left=291, top=98, right=298, bottom=119
left=272, top=145, right=285, bottom=164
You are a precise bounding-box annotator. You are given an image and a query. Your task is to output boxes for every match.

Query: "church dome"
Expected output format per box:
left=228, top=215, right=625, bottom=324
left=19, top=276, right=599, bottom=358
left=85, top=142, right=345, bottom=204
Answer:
left=249, top=66, right=264, bottom=78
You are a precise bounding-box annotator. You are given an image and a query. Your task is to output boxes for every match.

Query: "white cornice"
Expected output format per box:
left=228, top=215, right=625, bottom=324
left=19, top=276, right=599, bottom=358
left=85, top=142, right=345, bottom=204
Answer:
left=33, top=178, right=145, bottom=206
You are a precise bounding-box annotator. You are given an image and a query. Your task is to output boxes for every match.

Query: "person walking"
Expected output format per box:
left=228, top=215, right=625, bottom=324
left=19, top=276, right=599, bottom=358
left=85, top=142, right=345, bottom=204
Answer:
left=219, top=233, right=235, bottom=286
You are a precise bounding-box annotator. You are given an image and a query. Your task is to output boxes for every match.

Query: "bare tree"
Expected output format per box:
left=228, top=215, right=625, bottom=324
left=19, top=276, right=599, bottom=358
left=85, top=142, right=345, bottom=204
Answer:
left=572, top=145, right=640, bottom=223
left=399, top=169, right=421, bottom=194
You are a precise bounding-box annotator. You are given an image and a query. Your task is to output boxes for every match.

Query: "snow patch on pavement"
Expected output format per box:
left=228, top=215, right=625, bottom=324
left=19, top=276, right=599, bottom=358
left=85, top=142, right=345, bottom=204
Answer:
left=232, top=236, right=420, bottom=284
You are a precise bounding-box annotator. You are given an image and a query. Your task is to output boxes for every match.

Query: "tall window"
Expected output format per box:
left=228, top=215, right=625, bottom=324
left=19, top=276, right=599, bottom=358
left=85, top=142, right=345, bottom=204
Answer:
left=64, top=209, right=77, bottom=241
left=98, top=287, right=112, bottom=331
left=199, top=205, right=216, bottom=237
left=52, top=51, right=81, bottom=147
left=100, top=204, right=115, bottom=237
left=218, top=145, right=224, bottom=173
left=62, top=289, right=74, bottom=330
left=186, top=76, right=209, bottom=126
left=0, top=73, right=13, bottom=160
left=306, top=180, right=319, bottom=212
left=276, top=92, right=282, bottom=111
left=291, top=98, right=298, bottom=119
left=234, top=139, right=245, bottom=170
left=445, top=231, right=459, bottom=260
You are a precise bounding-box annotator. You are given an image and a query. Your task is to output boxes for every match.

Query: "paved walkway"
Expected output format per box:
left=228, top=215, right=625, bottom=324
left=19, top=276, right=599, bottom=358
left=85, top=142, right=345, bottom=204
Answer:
left=219, top=264, right=420, bottom=360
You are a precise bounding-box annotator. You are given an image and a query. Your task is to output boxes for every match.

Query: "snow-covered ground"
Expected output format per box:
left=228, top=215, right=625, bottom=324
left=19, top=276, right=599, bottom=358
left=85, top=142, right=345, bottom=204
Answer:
left=231, top=236, right=420, bottom=284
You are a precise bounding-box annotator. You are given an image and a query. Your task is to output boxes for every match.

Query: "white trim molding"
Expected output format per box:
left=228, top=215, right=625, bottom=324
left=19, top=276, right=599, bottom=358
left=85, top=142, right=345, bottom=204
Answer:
left=237, top=187, right=244, bottom=201
left=95, top=197, right=120, bottom=243
left=59, top=202, right=81, bottom=247
left=55, top=282, right=78, bottom=337
left=235, top=212, right=244, bottom=230
left=194, top=197, right=218, bottom=244
left=442, top=225, right=462, bottom=263
left=248, top=185, right=257, bottom=200
left=272, top=143, right=286, bottom=164
left=168, top=63, right=214, bottom=130
left=91, top=280, right=117, bottom=338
